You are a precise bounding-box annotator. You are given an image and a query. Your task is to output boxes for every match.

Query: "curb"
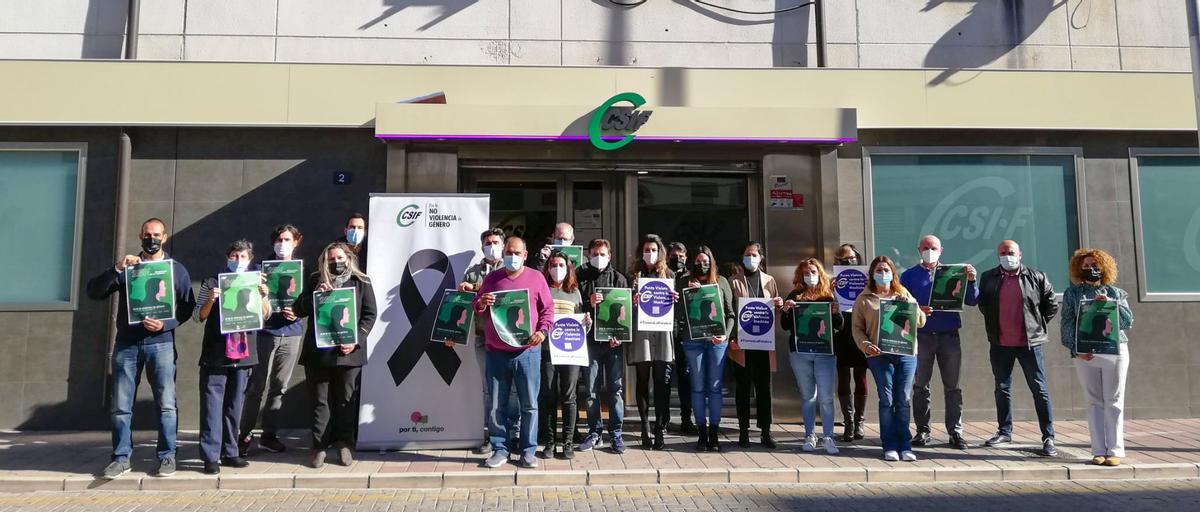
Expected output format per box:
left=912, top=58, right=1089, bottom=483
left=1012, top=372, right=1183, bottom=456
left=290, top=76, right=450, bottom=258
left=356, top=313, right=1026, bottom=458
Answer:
left=2, top=462, right=1197, bottom=492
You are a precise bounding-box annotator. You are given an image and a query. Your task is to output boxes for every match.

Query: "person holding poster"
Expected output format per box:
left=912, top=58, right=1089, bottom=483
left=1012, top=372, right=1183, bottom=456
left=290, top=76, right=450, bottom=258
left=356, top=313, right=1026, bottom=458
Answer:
left=473, top=236, right=554, bottom=469
left=293, top=243, right=376, bottom=469
left=241, top=224, right=306, bottom=456
left=1060, top=249, right=1134, bottom=466
left=832, top=244, right=869, bottom=442
left=851, top=256, right=926, bottom=462
left=577, top=239, right=630, bottom=454
left=537, top=251, right=591, bottom=460
left=87, top=218, right=195, bottom=480
left=628, top=235, right=680, bottom=450
left=459, top=227, right=517, bottom=454
left=899, top=235, right=978, bottom=450
left=676, top=245, right=735, bottom=452
left=780, top=258, right=843, bottom=455
left=532, top=222, right=576, bottom=270
left=729, top=242, right=784, bottom=449
left=194, top=240, right=271, bottom=474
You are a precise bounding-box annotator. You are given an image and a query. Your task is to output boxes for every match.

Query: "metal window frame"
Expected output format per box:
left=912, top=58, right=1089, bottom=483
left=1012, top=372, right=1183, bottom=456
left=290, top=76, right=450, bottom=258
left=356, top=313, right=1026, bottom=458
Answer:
left=862, top=146, right=1088, bottom=285
left=0, top=142, right=88, bottom=311
left=1128, top=147, right=1200, bottom=302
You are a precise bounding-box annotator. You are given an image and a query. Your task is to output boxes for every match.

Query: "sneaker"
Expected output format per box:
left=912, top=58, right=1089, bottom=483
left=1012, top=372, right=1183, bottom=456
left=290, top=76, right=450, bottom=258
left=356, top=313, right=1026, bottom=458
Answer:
left=338, top=445, right=354, bottom=466
left=901, top=450, right=918, bottom=462
left=540, top=442, right=557, bottom=459
left=911, top=432, right=932, bottom=447
left=610, top=436, right=626, bottom=454
left=310, top=449, right=326, bottom=469
left=483, top=451, right=508, bottom=468
left=203, top=461, right=220, bottom=475
left=101, top=460, right=131, bottom=480
left=1041, top=439, right=1058, bottom=457
left=985, top=433, right=1012, bottom=447
left=561, top=443, right=575, bottom=460
left=883, top=450, right=900, bottom=462
left=473, top=439, right=492, bottom=455
left=155, top=457, right=176, bottom=477
left=578, top=433, right=601, bottom=452
left=238, top=435, right=252, bottom=457
left=823, top=437, right=840, bottom=455
left=519, top=453, right=537, bottom=469
left=221, top=456, right=249, bottom=468
left=802, top=435, right=818, bottom=452
left=259, top=435, right=286, bottom=453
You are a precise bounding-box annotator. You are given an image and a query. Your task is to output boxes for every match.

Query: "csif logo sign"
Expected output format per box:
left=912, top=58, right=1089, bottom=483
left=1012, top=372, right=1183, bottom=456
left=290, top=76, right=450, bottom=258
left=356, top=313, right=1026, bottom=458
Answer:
left=588, top=92, right=653, bottom=151
left=397, top=204, right=423, bottom=227
left=918, top=177, right=1034, bottom=263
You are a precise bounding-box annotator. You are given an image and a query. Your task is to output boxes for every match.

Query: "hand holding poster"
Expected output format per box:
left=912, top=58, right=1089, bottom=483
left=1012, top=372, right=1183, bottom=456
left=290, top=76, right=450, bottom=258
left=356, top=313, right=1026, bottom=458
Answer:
left=877, top=299, right=918, bottom=356
left=219, top=271, right=265, bottom=333
left=549, top=245, right=584, bottom=269
left=262, top=260, right=303, bottom=313
left=832, top=265, right=868, bottom=313
left=683, top=284, right=727, bottom=339
left=1076, top=299, right=1120, bottom=355
left=791, top=302, right=834, bottom=354
left=314, top=287, right=358, bottom=348
left=431, top=289, right=475, bottom=344
left=125, top=260, right=176, bottom=324
left=548, top=314, right=589, bottom=366
left=636, top=278, right=675, bottom=332
left=491, top=289, right=532, bottom=347
left=595, top=287, right=633, bottom=342
left=736, top=298, right=776, bottom=351
left=929, top=264, right=968, bottom=311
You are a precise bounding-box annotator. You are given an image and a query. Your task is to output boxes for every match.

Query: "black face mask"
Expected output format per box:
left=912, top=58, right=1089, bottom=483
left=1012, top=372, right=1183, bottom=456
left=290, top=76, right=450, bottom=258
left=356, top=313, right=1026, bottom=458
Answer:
left=692, top=261, right=710, bottom=276
left=836, top=258, right=858, bottom=266
left=141, top=236, right=162, bottom=255
left=329, top=261, right=348, bottom=275
left=1083, top=268, right=1103, bottom=282
left=669, top=256, right=686, bottom=273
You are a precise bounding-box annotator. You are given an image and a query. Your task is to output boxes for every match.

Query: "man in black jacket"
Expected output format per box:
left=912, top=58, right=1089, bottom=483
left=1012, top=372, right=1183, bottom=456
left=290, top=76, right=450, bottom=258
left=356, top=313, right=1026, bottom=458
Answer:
left=576, top=238, right=630, bottom=454
left=976, top=240, right=1059, bottom=457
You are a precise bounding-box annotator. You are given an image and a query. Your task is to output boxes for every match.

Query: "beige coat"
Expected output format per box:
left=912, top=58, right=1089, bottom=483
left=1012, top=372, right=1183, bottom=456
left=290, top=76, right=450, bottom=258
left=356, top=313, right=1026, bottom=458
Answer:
left=850, top=288, right=927, bottom=356
left=729, top=271, right=781, bottom=371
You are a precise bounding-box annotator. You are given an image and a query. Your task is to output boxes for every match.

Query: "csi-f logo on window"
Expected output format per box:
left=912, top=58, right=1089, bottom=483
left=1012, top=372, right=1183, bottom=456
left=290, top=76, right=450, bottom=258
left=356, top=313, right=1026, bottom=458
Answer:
left=397, top=204, right=422, bottom=227
left=589, top=92, right=653, bottom=151
left=919, top=177, right=1034, bottom=263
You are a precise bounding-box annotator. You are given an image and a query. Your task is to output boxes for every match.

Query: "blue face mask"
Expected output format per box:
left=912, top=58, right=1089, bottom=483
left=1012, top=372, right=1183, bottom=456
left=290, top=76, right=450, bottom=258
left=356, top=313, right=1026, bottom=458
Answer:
left=227, top=259, right=248, bottom=273
left=503, top=254, right=524, bottom=272
left=874, top=272, right=892, bottom=287
left=345, top=228, right=364, bottom=246
left=742, top=255, right=761, bottom=272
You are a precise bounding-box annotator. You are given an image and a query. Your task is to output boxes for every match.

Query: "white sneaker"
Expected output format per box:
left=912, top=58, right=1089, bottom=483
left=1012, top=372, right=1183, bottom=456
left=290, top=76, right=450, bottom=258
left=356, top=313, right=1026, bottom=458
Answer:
left=802, top=435, right=818, bottom=452
left=883, top=450, right=900, bottom=461
left=901, top=450, right=918, bottom=462
left=823, top=437, right=839, bottom=455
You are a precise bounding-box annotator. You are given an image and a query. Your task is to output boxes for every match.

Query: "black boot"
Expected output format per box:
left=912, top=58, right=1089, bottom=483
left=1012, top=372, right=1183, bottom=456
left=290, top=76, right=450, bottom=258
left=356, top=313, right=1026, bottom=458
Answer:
left=640, top=421, right=651, bottom=449
left=680, top=417, right=697, bottom=435
left=839, top=395, right=856, bottom=442
left=707, top=427, right=722, bottom=452
left=761, top=431, right=777, bottom=450
left=695, top=426, right=708, bottom=452
left=841, top=420, right=855, bottom=443
left=853, top=414, right=865, bottom=440
left=738, top=429, right=751, bottom=448
left=652, top=425, right=666, bottom=451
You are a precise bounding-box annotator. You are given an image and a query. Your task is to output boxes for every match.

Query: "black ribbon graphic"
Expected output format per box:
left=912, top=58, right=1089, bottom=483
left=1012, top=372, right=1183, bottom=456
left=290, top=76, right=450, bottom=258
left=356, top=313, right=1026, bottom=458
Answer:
left=387, top=249, right=463, bottom=387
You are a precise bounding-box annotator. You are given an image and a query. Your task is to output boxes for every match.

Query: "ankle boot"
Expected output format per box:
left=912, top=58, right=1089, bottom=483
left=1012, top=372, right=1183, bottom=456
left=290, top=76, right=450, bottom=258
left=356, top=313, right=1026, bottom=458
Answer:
left=640, top=421, right=651, bottom=448
left=841, top=420, right=855, bottom=443
left=853, top=414, right=865, bottom=440
left=707, top=427, right=722, bottom=452
left=695, top=426, right=708, bottom=452
left=738, top=429, right=751, bottom=448
left=652, top=425, right=666, bottom=451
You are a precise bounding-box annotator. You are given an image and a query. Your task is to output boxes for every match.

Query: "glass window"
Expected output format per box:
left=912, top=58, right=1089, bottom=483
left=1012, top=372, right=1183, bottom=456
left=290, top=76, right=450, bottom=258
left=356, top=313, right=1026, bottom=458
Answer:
left=638, top=174, right=749, bottom=267
left=475, top=180, right=557, bottom=257
left=1133, top=154, right=1200, bottom=296
left=0, top=148, right=84, bottom=308
left=869, top=153, right=1080, bottom=292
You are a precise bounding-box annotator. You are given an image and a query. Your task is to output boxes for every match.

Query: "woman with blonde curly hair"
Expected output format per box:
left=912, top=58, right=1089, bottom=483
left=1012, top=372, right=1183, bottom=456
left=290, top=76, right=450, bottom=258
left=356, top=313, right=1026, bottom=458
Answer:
left=780, top=258, right=844, bottom=454
left=1060, top=248, right=1134, bottom=467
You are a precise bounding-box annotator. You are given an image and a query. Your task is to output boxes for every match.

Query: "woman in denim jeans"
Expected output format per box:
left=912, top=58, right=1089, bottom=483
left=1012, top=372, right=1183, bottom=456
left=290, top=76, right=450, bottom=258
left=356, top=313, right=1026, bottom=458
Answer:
left=780, top=258, right=843, bottom=455
left=675, top=245, right=736, bottom=452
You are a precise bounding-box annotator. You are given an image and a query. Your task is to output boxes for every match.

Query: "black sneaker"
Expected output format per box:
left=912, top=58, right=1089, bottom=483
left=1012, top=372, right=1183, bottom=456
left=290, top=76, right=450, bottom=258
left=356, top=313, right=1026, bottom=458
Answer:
left=155, top=457, right=176, bottom=477
left=259, top=435, right=286, bottom=453
left=221, top=456, right=249, bottom=468
left=101, top=460, right=131, bottom=480
left=911, top=432, right=933, bottom=447
left=203, top=461, right=220, bottom=475
left=985, top=433, right=1012, bottom=447
left=1041, top=439, right=1058, bottom=457
left=561, top=442, right=575, bottom=460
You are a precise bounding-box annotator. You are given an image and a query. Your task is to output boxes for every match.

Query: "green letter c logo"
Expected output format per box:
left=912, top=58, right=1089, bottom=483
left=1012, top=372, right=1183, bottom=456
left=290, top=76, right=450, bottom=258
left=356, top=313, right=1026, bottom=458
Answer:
left=588, top=92, right=647, bottom=151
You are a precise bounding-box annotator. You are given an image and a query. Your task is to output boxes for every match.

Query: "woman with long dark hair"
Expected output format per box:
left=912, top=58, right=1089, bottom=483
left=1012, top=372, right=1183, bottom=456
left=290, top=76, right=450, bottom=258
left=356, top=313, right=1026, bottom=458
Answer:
left=833, top=244, right=869, bottom=442
left=676, top=245, right=735, bottom=452
left=628, top=234, right=680, bottom=450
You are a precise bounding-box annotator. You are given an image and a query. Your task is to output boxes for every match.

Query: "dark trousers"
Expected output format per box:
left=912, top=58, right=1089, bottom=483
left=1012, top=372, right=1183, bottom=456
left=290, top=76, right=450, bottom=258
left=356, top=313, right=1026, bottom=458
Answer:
left=913, top=331, right=964, bottom=436
left=990, top=344, right=1055, bottom=441
left=306, top=365, right=362, bottom=450
left=837, top=364, right=869, bottom=426
left=733, top=350, right=773, bottom=431
left=538, top=352, right=581, bottom=444
left=674, top=340, right=693, bottom=424
left=634, top=361, right=672, bottom=431
left=198, top=366, right=250, bottom=463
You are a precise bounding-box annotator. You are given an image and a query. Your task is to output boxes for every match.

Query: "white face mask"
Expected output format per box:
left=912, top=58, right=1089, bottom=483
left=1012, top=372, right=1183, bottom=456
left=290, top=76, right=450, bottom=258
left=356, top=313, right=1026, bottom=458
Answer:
left=999, top=255, right=1020, bottom=271
left=274, top=241, right=294, bottom=259
left=920, top=249, right=941, bottom=265
left=590, top=255, right=610, bottom=270
left=555, top=238, right=572, bottom=246
left=550, top=266, right=567, bottom=283
left=483, top=243, right=503, bottom=262
left=743, top=255, right=761, bottom=272
left=503, top=254, right=524, bottom=272
left=802, top=274, right=819, bottom=287
left=643, top=250, right=659, bottom=266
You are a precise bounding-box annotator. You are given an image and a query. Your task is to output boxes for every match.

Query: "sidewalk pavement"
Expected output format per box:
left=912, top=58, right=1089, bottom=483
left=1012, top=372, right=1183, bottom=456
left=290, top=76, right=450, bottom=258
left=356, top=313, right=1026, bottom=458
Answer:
left=2, top=419, right=1199, bottom=492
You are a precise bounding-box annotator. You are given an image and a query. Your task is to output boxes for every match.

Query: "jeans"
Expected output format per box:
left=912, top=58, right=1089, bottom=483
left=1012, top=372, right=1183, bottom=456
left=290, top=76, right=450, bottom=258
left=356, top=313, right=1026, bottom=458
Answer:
left=539, top=350, right=581, bottom=444
left=110, top=341, right=178, bottom=462
left=788, top=352, right=837, bottom=438
left=682, top=340, right=728, bottom=428
left=732, top=350, right=772, bottom=432
left=989, top=344, right=1055, bottom=441
left=477, top=341, right=519, bottom=442
left=913, top=331, right=964, bottom=436
left=306, top=365, right=361, bottom=450
left=1074, top=344, right=1129, bottom=457
left=486, top=346, right=541, bottom=457
left=586, top=343, right=625, bottom=437
left=240, top=334, right=300, bottom=440
left=868, top=354, right=917, bottom=453
left=199, top=366, right=250, bottom=462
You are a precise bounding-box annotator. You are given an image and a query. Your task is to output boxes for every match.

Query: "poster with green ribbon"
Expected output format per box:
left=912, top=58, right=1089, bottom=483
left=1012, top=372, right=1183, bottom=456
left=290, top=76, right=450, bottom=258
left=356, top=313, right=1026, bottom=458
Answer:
left=929, top=264, right=968, bottom=311
left=549, top=245, right=584, bottom=269
left=125, top=260, right=175, bottom=324
left=791, top=302, right=834, bottom=354
left=595, top=287, right=633, bottom=342
left=219, top=271, right=264, bottom=333
left=683, top=284, right=726, bottom=340
left=490, top=289, right=532, bottom=347
left=261, top=260, right=303, bottom=313
left=1076, top=299, right=1120, bottom=355
left=314, top=287, right=358, bottom=348
left=877, top=299, right=918, bottom=356
left=431, top=289, right=476, bottom=345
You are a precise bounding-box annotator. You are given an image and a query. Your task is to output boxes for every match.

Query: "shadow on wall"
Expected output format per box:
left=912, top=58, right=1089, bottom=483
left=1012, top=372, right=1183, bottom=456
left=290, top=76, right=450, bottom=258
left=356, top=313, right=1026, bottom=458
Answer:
left=675, top=0, right=813, bottom=67
left=82, top=0, right=129, bottom=58
left=359, top=0, right=481, bottom=31
left=923, top=0, right=1066, bottom=86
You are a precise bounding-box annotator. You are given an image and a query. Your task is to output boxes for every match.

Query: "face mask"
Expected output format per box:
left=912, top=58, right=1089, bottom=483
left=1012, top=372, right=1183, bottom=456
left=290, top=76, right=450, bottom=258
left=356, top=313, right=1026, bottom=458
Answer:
left=274, top=241, right=294, bottom=259
left=837, top=258, right=858, bottom=266
left=345, top=228, right=364, bottom=246
left=590, top=255, right=610, bottom=270
left=742, top=255, right=761, bottom=272
left=483, top=243, right=503, bottom=262
left=803, top=274, right=819, bottom=287
left=874, top=272, right=893, bottom=287
left=328, top=261, right=348, bottom=275
left=643, top=251, right=659, bottom=266
left=920, top=249, right=940, bottom=265
left=503, top=254, right=524, bottom=272
left=1083, top=268, right=1103, bottom=282
left=141, top=236, right=162, bottom=255
left=555, top=238, right=572, bottom=246
left=227, top=259, right=249, bottom=273
left=693, top=261, right=710, bottom=276
left=669, top=256, right=685, bottom=272
left=999, top=255, right=1020, bottom=271
left=550, top=267, right=567, bottom=283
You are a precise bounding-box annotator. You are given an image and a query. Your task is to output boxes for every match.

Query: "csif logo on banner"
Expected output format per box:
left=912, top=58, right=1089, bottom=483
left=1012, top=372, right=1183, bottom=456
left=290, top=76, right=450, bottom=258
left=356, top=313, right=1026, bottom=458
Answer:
left=588, top=92, right=653, bottom=151
left=918, top=177, right=1034, bottom=263
left=397, top=202, right=462, bottom=229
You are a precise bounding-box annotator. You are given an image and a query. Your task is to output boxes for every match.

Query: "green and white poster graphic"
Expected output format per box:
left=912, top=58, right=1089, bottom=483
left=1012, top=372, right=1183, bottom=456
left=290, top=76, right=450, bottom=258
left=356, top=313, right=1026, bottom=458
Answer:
left=1076, top=299, right=1120, bottom=355
left=683, top=284, right=727, bottom=340
left=595, top=287, right=633, bottom=342
left=929, top=264, right=969, bottom=311
left=490, top=289, right=532, bottom=347
left=877, top=299, right=918, bottom=356
left=431, top=289, right=476, bottom=345
left=314, top=287, right=358, bottom=348
left=125, top=260, right=175, bottom=324
left=549, top=245, right=585, bottom=269
left=262, top=260, right=303, bottom=313
left=791, top=302, right=834, bottom=354
left=219, top=271, right=264, bottom=333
